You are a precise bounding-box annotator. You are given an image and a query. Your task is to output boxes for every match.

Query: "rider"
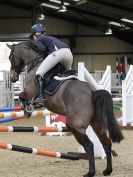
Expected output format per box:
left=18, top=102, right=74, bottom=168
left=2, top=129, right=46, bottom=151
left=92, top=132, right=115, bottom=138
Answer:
left=29, top=23, right=73, bottom=107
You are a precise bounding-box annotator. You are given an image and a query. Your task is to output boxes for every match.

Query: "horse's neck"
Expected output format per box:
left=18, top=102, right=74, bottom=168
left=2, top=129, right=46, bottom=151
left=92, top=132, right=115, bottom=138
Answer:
left=23, top=50, right=43, bottom=72
left=24, top=54, right=39, bottom=65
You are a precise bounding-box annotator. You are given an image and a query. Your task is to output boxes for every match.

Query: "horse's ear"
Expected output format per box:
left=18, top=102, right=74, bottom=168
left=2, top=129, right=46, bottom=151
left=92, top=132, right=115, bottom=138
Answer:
left=6, top=43, right=13, bottom=49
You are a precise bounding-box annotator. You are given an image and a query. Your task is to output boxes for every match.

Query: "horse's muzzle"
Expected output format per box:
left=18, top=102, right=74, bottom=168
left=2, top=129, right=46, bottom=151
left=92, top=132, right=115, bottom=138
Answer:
left=10, top=69, right=19, bottom=83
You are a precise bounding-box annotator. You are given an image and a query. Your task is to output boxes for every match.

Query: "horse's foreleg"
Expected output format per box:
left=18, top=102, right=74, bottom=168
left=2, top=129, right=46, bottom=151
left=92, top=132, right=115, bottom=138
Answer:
left=72, top=129, right=96, bottom=177
left=91, top=121, right=112, bottom=176
left=19, top=92, right=33, bottom=117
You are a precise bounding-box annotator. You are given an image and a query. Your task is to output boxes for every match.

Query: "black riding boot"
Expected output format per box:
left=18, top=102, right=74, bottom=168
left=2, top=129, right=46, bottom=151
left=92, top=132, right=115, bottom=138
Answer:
left=34, top=74, right=45, bottom=107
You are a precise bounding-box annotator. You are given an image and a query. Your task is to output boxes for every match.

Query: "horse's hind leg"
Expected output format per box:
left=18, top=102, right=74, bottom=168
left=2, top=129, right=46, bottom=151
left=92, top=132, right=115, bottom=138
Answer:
left=71, top=128, right=96, bottom=177
left=91, top=121, right=112, bottom=176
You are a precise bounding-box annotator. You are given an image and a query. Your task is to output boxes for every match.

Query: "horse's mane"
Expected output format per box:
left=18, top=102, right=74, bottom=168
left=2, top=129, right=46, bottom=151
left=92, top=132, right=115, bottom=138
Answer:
left=16, top=41, right=40, bottom=53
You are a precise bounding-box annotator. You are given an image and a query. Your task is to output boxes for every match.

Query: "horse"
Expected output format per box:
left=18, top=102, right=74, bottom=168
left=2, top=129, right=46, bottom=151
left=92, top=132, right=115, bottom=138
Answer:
left=7, top=41, right=124, bottom=177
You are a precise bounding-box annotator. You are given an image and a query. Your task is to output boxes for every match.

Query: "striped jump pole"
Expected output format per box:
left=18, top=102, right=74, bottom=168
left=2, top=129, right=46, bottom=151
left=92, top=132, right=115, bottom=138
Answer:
left=0, top=106, right=23, bottom=112
left=0, top=142, right=79, bottom=160
left=0, top=109, right=55, bottom=119
left=0, top=117, right=25, bottom=124
left=0, top=126, right=69, bottom=132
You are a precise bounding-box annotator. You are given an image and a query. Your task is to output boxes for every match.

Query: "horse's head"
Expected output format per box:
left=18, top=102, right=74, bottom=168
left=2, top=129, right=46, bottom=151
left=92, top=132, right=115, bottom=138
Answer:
left=7, top=42, right=44, bottom=83
left=7, top=43, right=25, bottom=83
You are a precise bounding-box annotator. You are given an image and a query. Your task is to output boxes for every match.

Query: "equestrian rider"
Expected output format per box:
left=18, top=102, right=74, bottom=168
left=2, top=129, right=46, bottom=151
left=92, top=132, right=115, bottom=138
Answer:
left=29, top=23, right=73, bottom=107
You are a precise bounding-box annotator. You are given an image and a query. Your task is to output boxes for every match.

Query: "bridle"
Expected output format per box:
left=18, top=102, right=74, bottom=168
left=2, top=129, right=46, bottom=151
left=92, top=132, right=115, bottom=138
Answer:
left=9, top=44, right=24, bottom=75
left=11, top=68, right=20, bottom=78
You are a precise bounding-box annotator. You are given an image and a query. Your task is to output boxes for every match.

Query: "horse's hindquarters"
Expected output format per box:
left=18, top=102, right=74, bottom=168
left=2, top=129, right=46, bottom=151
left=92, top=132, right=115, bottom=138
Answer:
left=45, top=80, right=94, bottom=129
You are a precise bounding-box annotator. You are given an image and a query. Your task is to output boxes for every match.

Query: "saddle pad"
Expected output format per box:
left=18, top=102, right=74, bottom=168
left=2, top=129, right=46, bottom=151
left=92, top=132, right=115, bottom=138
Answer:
left=45, top=78, right=65, bottom=95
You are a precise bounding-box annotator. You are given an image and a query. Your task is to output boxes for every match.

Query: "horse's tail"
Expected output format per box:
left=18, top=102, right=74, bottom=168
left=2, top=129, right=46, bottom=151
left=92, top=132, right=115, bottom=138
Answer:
left=92, top=89, right=124, bottom=143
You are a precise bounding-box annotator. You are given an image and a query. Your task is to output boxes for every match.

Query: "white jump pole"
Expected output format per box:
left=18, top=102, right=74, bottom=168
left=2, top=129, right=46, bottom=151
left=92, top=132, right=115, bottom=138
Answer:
left=78, top=62, right=106, bottom=159
left=98, top=65, right=111, bottom=93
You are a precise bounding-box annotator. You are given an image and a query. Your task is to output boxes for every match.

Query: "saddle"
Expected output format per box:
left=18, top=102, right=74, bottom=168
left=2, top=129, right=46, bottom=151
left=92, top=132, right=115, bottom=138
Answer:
left=45, top=69, right=78, bottom=95
left=25, top=71, right=77, bottom=114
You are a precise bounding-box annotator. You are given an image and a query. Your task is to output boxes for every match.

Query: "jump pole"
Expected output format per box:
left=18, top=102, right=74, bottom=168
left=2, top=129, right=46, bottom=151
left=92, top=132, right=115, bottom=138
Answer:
left=0, top=142, right=79, bottom=160
left=0, top=106, right=23, bottom=112
left=0, top=117, right=24, bottom=124
left=0, top=109, right=55, bottom=119
left=0, top=126, right=69, bottom=132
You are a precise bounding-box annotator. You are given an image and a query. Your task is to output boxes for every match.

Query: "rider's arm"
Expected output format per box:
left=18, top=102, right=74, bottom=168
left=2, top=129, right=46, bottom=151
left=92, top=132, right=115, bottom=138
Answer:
left=33, top=35, right=47, bottom=52
left=34, top=40, right=47, bottom=52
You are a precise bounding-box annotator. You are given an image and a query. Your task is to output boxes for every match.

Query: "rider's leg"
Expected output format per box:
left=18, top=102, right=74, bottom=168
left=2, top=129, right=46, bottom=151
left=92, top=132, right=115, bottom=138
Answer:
left=60, top=48, right=73, bottom=70
left=36, top=48, right=73, bottom=76
left=34, top=74, right=45, bottom=107
left=34, top=48, right=73, bottom=106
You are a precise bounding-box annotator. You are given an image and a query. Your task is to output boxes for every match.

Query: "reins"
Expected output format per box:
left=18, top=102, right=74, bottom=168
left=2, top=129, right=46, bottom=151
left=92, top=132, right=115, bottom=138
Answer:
left=25, top=55, right=43, bottom=73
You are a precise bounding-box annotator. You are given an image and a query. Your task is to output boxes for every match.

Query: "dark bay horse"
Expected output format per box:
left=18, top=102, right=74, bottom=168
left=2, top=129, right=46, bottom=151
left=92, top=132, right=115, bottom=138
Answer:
left=7, top=42, right=124, bottom=177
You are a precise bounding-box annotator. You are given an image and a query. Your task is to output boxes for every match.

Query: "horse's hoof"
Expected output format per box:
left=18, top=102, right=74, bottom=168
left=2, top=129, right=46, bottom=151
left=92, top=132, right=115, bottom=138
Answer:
left=24, top=110, right=32, bottom=118
left=103, top=169, right=112, bottom=176
left=24, top=104, right=34, bottom=118
left=83, top=171, right=95, bottom=177
left=25, top=104, right=34, bottom=114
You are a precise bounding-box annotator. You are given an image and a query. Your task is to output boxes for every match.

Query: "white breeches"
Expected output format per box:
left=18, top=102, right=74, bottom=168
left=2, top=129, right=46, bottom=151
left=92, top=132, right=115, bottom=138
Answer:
left=36, top=48, right=73, bottom=76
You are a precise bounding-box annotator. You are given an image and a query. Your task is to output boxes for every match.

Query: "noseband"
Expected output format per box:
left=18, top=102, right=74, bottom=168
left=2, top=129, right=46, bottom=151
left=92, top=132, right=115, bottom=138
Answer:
left=10, top=68, right=19, bottom=78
